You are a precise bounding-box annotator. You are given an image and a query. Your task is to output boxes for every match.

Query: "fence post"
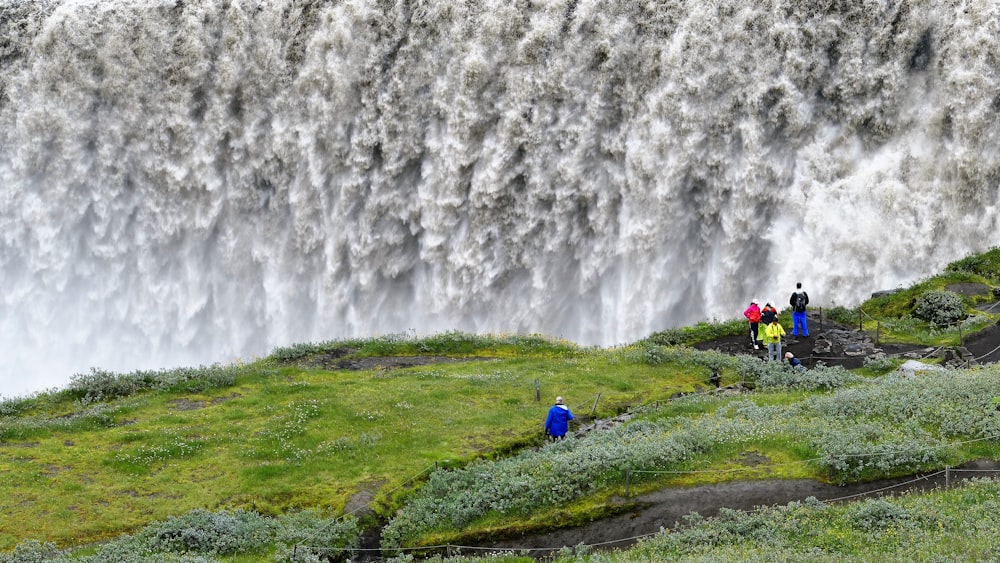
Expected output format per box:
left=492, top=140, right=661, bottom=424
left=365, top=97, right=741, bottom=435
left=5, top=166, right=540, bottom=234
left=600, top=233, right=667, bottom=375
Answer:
left=876, top=321, right=881, bottom=345
left=859, top=310, right=863, bottom=331
left=625, top=469, right=631, bottom=497
left=819, top=307, right=824, bottom=332
left=535, top=379, right=540, bottom=402
left=945, top=467, right=950, bottom=489
left=591, top=393, right=601, bottom=416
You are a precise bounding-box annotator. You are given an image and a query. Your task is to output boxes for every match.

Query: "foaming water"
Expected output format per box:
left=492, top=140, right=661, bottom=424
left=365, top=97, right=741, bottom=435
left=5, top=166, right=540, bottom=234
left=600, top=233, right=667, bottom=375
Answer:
left=1, top=0, right=998, bottom=396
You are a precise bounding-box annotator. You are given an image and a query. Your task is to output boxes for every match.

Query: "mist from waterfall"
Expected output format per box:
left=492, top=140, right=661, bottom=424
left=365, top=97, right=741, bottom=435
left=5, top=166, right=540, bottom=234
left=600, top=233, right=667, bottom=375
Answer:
left=2, top=0, right=999, bottom=397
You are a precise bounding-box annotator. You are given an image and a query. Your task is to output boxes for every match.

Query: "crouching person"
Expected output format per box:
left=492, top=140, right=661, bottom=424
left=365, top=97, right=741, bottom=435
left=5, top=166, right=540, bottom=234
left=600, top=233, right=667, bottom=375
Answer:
left=785, top=352, right=807, bottom=372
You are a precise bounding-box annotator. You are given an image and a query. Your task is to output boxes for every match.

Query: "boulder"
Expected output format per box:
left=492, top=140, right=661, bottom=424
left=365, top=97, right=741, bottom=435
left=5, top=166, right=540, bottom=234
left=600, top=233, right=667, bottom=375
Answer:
left=896, top=360, right=946, bottom=375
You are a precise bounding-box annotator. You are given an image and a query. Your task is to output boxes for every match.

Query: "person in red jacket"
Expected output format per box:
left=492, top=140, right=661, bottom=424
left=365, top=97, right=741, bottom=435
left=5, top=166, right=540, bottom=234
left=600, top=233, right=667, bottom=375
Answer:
left=743, top=299, right=762, bottom=350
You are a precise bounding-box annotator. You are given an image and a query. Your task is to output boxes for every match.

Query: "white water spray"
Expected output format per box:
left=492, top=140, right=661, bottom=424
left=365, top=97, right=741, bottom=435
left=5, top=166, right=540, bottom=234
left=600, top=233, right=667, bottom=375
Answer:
left=2, top=0, right=999, bottom=396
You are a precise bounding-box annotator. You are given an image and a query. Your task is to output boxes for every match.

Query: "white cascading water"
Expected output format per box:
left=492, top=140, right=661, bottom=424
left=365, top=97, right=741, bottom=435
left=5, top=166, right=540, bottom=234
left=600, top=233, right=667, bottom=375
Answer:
left=2, top=0, right=999, bottom=397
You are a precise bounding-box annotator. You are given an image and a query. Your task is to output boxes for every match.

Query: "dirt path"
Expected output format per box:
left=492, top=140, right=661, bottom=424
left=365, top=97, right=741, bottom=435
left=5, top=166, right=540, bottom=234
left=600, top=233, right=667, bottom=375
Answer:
left=464, top=459, right=1000, bottom=558
left=692, top=309, right=1000, bottom=370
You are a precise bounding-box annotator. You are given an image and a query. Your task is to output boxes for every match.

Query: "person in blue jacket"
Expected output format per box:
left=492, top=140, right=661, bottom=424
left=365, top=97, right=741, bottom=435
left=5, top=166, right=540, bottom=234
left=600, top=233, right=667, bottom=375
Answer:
left=785, top=352, right=807, bottom=372
left=545, top=396, right=574, bottom=440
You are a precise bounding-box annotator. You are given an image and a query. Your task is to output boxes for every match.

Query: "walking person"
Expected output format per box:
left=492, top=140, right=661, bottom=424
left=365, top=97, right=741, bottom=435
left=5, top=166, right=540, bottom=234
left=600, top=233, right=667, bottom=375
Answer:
left=743, top=299, right=762, bottom=350
left=789, top=282, right=810, bottom=337
left=762, top=318, right=786, bottom=362
left=544, top=396, right=574, bottom=440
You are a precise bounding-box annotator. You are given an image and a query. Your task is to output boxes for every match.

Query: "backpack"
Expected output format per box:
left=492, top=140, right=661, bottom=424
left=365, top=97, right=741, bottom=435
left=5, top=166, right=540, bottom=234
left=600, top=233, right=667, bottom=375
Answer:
left=793, top=292, right=807, bottom=312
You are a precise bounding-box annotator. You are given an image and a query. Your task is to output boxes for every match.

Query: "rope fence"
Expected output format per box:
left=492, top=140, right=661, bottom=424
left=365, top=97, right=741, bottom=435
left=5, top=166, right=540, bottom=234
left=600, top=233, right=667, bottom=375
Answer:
left=291, top=460, right=1000, bottom=558
left=287, top=431, right=1000, bottom=558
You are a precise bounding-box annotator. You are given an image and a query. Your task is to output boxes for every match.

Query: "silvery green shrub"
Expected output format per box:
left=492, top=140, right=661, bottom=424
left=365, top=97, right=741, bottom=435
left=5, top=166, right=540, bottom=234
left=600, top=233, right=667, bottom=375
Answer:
left=848, top=498, right=913, bottom=531
left=756, top=364, right=864, bottom=391
left=913, top=290, right=965, bottom=326
left=66, top=365, right=241, bottom=403
left=0, top=394, right=38, bottom=418
left=811, top=421, right=947, bottom=483
left=0, top=541, right=68, bottom=563
left=863, top=354, right=896, bottom=372
left=729, top=354, right=791, bottom=385
left=136, top=508, right=276, bottom=556
left=85, top=539, right=218, bottom=563
left=273, top=510, right=360, bottom=562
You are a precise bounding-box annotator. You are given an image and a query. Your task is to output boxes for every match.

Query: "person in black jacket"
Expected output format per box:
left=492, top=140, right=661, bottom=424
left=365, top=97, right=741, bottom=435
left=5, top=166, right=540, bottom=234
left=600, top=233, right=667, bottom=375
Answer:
left=760, top=301, right=778, bottom=325
left=789, top=282, right=809, bottom=337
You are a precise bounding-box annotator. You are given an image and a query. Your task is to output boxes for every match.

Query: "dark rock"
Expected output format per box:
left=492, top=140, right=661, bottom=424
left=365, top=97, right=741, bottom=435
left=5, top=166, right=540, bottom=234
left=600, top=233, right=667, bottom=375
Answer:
left=871, top=289, right=902, bottom=299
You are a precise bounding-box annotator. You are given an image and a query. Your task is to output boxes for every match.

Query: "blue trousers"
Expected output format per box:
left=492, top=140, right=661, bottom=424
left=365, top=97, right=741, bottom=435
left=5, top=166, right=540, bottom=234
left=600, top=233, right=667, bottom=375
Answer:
left=792, top=311, right=809, bottom=336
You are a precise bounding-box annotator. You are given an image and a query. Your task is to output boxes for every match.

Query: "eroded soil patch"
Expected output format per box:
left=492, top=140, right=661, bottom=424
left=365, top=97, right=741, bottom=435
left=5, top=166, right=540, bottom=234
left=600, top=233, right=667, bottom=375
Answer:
left=329, top=355, right=495, bottom=371
left=170, top=392, right=242, bottom=411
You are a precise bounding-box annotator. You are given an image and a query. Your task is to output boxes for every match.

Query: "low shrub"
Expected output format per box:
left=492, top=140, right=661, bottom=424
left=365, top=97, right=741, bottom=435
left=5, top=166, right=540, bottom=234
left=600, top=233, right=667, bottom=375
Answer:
left=137, top=508, right=276, bottom=555
left=862, top=354, right=897, bottom=373
left=269, top=332, right=582, bottom=364
left=273, top=509, right=361, bottom=562
left=65, top=364, right=242, bottom=403
left=1, top=508, right=364, bottom=562
left=0, top=540, right=66, bottom=563
left=0, top=395, right=37, bottom=418
left=848, top=498, right=913, bottom=531
left=730, top=354, right=786, bottom=385
left=913, top=290, right=965, bottom=326
left=812, top=421, right=947, bottom=483
left=0, top=402, right=125, bottom=441
left=756, top=364, right=864, bottom=391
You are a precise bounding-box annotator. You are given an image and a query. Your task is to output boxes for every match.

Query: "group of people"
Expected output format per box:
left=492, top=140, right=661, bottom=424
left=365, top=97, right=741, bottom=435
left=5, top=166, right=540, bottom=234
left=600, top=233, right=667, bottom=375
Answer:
left=743, top=282, right=810, bottom=370
left=544, top=284, right=814, bottom=439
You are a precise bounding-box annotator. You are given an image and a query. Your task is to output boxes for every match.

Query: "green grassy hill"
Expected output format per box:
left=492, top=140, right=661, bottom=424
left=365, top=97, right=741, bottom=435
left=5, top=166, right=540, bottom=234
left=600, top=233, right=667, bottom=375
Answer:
left=3, top=248, right=1000, bottom=562
left=1, top=334, right=723, bottom=559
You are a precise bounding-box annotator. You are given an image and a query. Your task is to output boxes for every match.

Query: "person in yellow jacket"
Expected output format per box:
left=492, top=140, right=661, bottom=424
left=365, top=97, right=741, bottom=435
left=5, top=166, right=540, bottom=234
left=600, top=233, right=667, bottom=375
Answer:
left=761, top=318, right=786, bottom=362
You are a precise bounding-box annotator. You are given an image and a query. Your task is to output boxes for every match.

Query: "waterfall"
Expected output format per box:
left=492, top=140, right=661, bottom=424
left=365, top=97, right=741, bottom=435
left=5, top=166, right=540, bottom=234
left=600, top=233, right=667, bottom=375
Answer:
left=2, top=0, right=998, bottom=396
